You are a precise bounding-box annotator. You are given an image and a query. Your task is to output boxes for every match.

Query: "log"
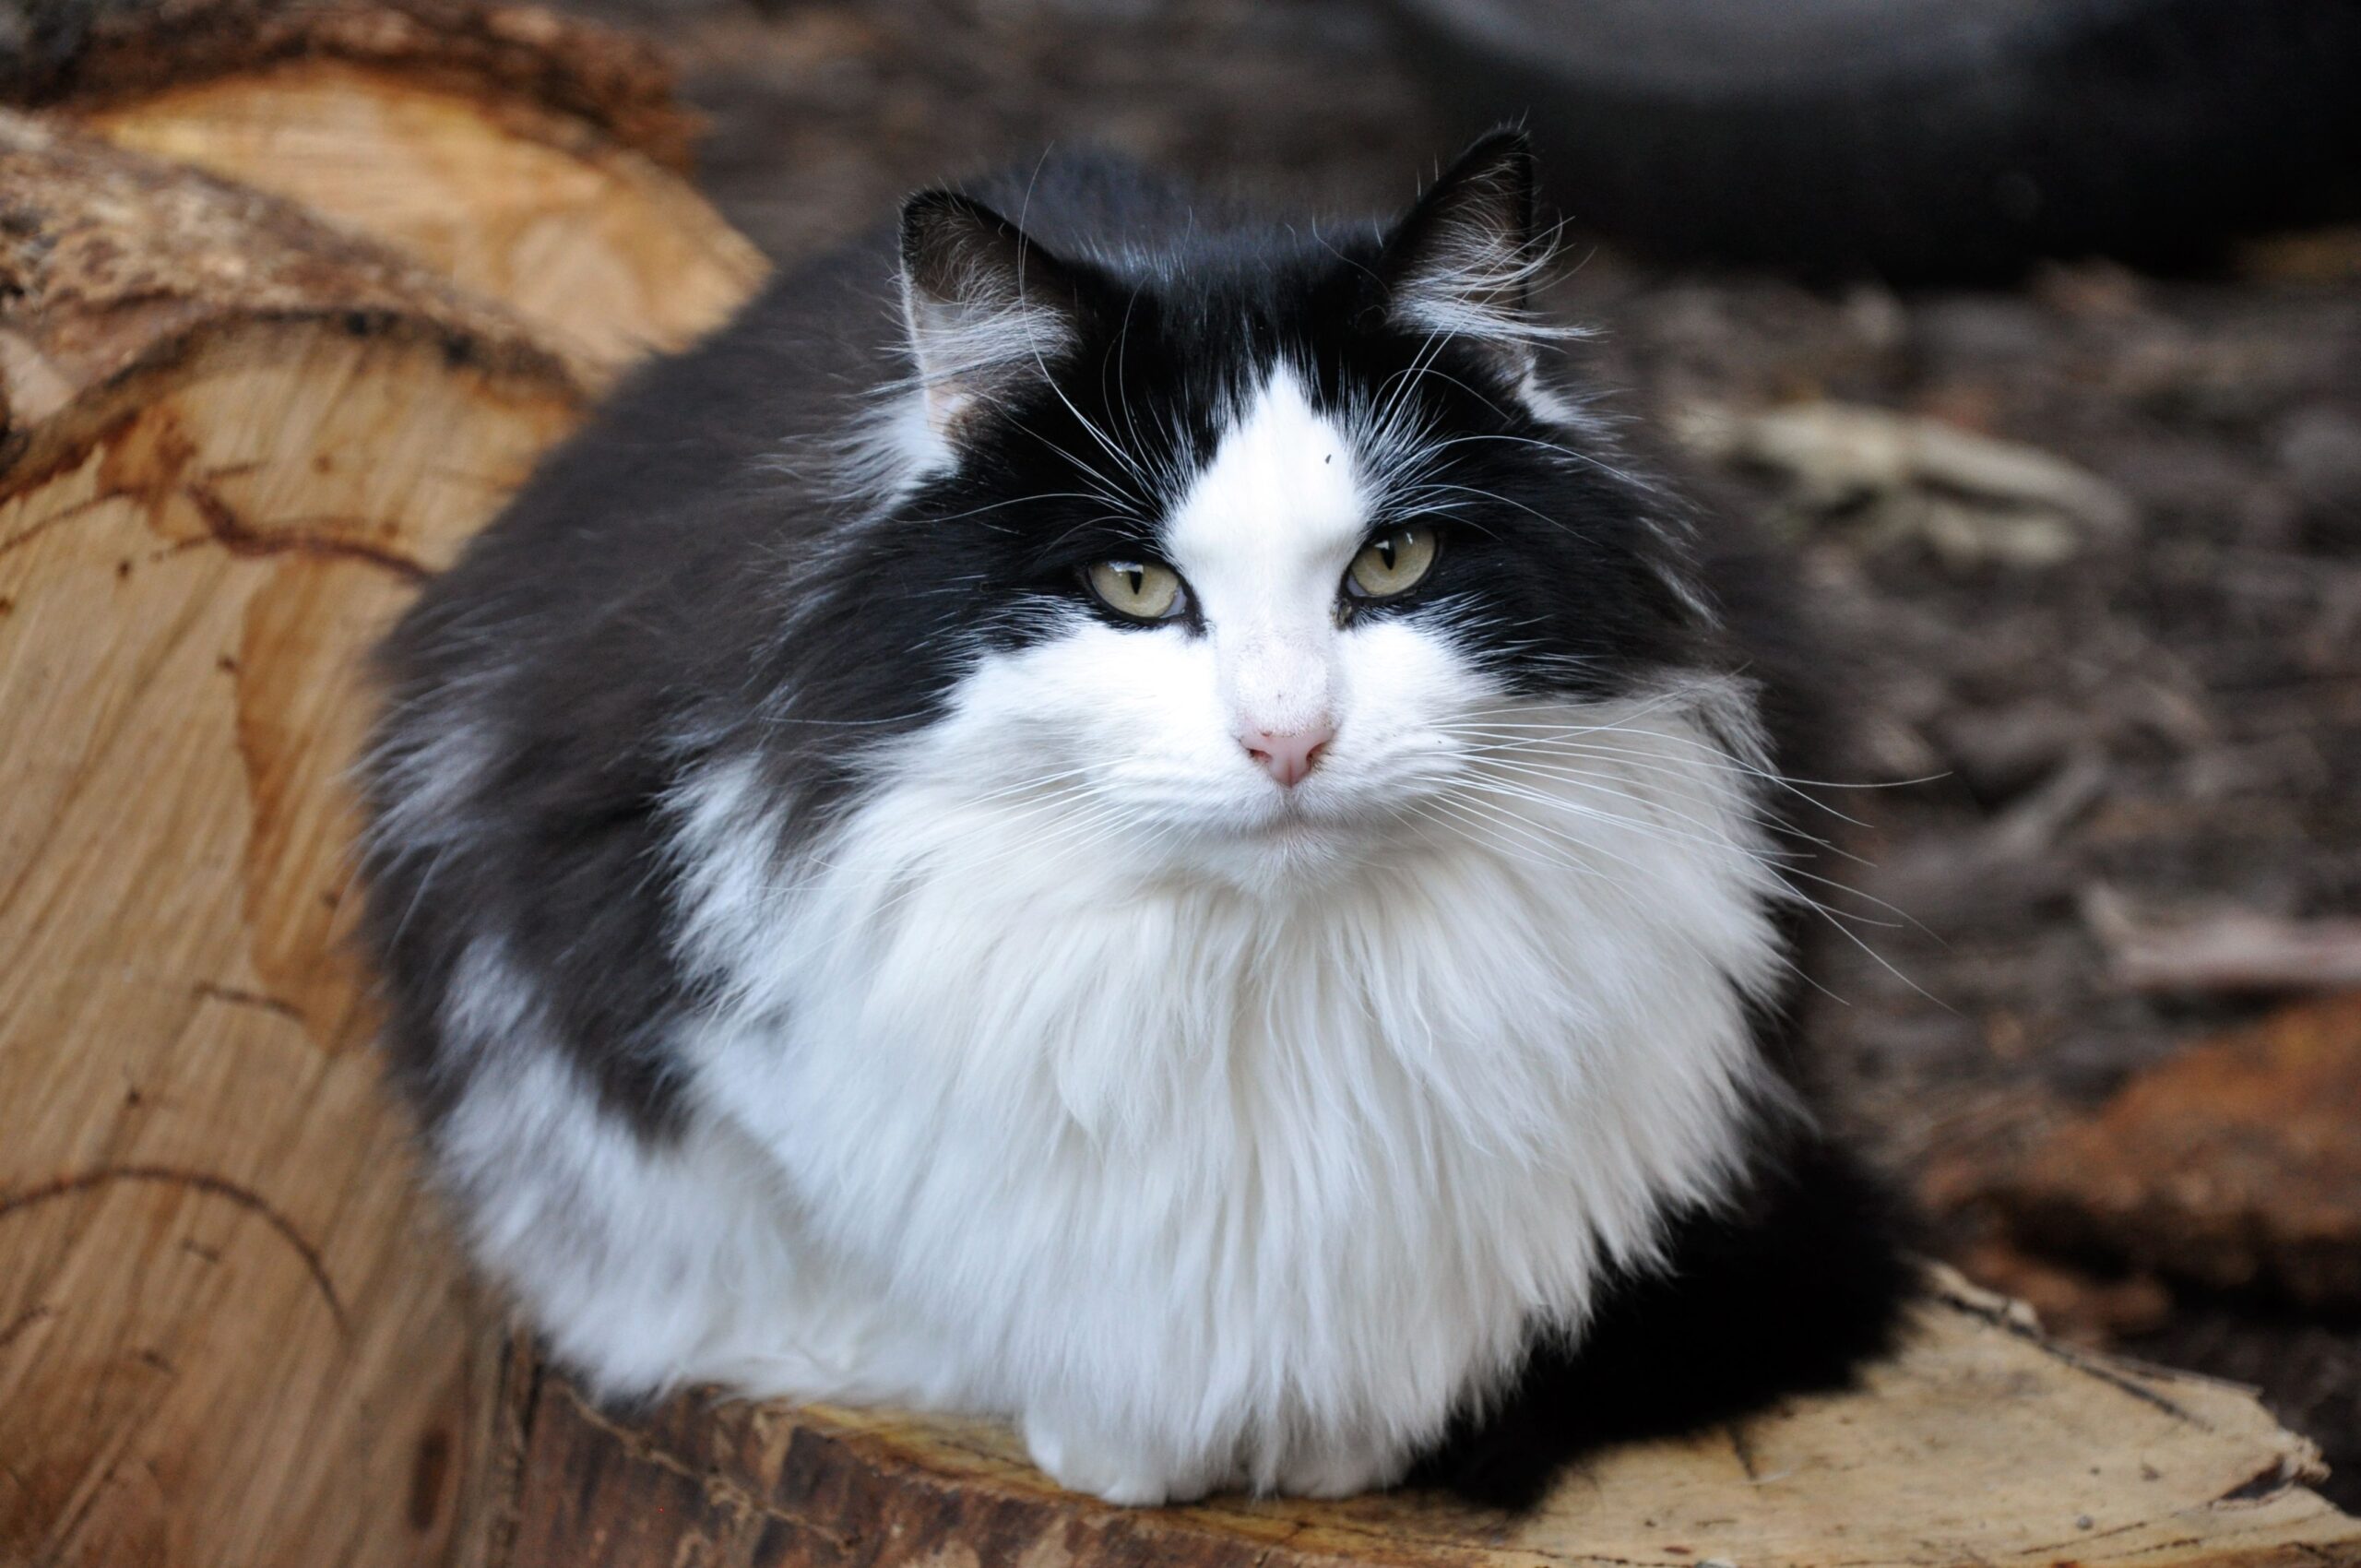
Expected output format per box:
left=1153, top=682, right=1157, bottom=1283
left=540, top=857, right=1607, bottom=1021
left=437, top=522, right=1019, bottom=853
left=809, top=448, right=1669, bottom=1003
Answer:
left=0, top=113, right=623, bottom=1567
left=494, top=1272, right=2361, bottom=1568
left=11, top=0, right=768, bottom=386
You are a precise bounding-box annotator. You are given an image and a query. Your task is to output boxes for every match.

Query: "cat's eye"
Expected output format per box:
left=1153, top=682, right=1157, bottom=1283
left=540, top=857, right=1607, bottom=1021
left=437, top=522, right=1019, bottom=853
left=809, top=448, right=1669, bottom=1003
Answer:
left=1345, top=526, right=1439, bottom=600
left=1086, top=559, right=1187, bottom=622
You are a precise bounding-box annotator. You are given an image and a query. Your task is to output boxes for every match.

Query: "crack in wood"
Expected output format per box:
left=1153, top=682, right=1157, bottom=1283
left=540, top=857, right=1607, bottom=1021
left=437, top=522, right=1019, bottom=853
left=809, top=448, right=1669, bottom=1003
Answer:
left=182, top=476, right=430, bottom=580
left=0, top=1302, right=55, bottom=1354
left=1, top=450, right=433, bottom=583
left=1936, top=1280, right=2206, bottom=1430
left=0, top=1164, right=348, bottom=1333
left=1726, top=1422, right=1762, bottom=1483
left=191, top=980, right=304, bottom=1023
left=0, top=485, right=118, bottom=558
left=2213, top=1459, right=2302, bottom=1505
left=551, top=1381, right=852, bottom=1544
left=474, top=1342, right=543, bottom=1568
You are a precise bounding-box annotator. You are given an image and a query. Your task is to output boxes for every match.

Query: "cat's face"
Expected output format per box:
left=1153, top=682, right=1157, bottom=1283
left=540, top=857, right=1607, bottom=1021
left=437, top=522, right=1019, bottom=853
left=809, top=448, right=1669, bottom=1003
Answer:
left=812, top=137, right=1714, bottom=892
left=933, top=364, right=1499, bottom=887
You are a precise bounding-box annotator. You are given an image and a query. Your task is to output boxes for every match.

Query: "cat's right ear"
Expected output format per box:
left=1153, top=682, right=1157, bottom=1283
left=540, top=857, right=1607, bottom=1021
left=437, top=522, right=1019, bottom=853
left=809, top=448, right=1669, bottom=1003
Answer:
left=898, top=191, right=1081, bottom=438
left=1373, top=131, right=1558, bottom=384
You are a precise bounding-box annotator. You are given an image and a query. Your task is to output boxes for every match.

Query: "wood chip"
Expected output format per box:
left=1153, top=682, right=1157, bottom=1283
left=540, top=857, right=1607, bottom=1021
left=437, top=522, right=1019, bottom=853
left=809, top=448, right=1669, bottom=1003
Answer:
left=1994, top=993, right=2361, bottom=1308
left=2085, top=887, right=2361, bottom=995
left=1676, top=399, right=2135, bottom=566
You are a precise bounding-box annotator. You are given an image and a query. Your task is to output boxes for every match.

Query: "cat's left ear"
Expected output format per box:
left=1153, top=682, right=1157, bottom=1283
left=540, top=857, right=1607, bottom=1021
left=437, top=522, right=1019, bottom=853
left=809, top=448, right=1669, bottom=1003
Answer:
left=1374, top=131, right=1552, bottom=382
left=899, top=190, right=1082, bottom=438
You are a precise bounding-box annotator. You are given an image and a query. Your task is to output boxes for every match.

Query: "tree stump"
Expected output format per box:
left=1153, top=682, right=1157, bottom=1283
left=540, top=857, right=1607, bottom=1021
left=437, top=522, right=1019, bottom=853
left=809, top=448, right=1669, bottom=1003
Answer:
left=489, top=1271, right=2361, bottom=1568
left=1, top=65, right=2358, bottom=1568
left=10, top=0, right=769, bottom=386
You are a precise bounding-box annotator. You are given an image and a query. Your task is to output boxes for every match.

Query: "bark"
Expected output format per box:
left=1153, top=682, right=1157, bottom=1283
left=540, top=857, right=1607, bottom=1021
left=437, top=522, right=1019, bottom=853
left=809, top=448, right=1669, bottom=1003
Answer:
left=6, top=0, right=700, bottom=168
left=10, top=0, right=769, bottom=386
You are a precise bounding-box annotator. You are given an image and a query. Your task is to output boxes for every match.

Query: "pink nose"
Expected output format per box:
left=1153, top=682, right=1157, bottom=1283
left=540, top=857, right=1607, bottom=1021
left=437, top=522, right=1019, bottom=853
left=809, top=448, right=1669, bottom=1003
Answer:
left=1241, top=721, right=1335, bottom=788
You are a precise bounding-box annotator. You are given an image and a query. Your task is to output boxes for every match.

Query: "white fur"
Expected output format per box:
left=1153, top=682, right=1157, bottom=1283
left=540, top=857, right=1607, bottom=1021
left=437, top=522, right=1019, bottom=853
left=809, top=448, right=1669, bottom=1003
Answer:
left=437, top=367, right=1787, bottom=1503
left=1382, top=161, right=1584, bottom=395
left=903, top=234, right=1077, bottom=438
left=1388, top=225, right=1572, bottom=358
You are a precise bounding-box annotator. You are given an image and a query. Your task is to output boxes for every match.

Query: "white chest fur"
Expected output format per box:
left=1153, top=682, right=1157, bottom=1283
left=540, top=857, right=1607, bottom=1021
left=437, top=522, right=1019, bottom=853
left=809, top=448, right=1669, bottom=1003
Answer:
left=670, top=692, right=1787, bottom=1498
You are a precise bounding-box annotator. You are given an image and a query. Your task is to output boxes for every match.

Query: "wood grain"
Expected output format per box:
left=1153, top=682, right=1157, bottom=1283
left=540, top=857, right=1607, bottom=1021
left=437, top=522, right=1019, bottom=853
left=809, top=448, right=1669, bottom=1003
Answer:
left=0, top=112, right=687, bottom=1568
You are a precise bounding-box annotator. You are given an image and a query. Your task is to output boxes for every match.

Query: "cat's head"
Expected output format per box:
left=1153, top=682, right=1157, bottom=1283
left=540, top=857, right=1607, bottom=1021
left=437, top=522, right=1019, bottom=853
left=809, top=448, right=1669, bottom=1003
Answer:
left=806, top=133, right=1732, bottom=894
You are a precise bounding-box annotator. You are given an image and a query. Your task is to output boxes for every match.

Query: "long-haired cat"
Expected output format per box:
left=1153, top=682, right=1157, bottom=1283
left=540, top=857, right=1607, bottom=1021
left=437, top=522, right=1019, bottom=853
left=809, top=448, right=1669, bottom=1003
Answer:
left=360, top=132, right=1915, bottom=1509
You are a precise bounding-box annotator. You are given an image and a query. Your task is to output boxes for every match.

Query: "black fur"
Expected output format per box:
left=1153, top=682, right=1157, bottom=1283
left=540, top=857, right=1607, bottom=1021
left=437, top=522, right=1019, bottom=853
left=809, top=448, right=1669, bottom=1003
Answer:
left=1409, top=1128, right=1921, bottom=1509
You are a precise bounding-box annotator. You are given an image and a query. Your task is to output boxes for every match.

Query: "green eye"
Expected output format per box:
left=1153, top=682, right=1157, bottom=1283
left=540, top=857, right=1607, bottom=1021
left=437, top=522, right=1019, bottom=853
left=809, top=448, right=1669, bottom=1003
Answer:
left=1346, top=525, right=1438, bottom=600
left=1086, top=559, right=1186, bottom=621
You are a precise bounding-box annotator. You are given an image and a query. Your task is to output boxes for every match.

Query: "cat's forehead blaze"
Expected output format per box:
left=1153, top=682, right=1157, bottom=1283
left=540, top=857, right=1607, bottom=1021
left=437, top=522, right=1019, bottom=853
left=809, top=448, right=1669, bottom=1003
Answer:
left=1161, top=366, right=1372, bottom=625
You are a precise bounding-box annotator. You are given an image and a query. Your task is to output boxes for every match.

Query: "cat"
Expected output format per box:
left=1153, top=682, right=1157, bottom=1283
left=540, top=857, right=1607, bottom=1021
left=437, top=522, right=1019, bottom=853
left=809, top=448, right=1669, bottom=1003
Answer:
left=358, top=131, right=1916, bottom=1510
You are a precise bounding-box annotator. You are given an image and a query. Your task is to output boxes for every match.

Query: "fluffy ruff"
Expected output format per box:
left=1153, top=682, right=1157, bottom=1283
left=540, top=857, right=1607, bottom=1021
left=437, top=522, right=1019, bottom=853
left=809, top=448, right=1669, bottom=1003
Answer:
left=433, top=693, right=1770, bottom=1499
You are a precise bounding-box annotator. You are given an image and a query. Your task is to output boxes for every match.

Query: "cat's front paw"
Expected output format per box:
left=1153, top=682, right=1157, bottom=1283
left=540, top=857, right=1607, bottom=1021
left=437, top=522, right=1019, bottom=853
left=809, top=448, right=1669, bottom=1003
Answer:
left=1022, top=1413, right=1216, bottom=1506
left=1269, top=1442, right=1407, bottom=1500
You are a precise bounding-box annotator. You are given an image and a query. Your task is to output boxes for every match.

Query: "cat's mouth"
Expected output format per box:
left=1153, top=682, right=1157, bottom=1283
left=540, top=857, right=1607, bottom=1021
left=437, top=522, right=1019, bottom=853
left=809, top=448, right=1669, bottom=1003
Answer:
left=1233, top=781, right=1368, bottom=849
left=1168, top=798, right=1363, bottom=890
left=1256, top=802, right=1327, bottom=837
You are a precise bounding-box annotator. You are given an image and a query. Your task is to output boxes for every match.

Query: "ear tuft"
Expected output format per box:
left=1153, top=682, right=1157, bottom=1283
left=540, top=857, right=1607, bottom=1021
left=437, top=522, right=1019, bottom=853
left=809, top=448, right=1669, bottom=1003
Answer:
left=898, top=191, right=1080, bottom=437
left=1377, top=131, right=1561, bottom=377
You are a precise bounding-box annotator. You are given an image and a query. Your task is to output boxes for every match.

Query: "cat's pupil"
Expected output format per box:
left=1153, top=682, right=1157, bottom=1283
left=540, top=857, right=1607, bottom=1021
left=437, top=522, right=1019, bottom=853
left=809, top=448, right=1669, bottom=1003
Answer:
left=1377, top=539, right=1397, bottom=568
left=1124, top=567, right=1144, bottom=594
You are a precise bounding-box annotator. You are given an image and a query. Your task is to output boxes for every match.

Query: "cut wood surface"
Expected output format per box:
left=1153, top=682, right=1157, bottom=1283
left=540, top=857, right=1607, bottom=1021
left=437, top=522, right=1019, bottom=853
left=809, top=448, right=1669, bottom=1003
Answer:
left=0, top=112, right=749, bottom=1567
left=18, top=0, right=768, bottom=386
left=496, top=1271, right=2361, bottom=1568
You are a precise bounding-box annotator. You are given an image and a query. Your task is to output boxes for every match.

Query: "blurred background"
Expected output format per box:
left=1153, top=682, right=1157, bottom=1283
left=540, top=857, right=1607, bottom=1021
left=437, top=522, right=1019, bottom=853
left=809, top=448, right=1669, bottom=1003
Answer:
left=5, top=0, right=2357, bottom=1530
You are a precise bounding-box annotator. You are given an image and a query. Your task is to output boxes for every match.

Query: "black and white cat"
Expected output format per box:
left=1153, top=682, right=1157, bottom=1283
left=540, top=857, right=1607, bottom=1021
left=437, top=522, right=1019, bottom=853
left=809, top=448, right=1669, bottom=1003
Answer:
left=360, top=133, right=1914, bottom=1509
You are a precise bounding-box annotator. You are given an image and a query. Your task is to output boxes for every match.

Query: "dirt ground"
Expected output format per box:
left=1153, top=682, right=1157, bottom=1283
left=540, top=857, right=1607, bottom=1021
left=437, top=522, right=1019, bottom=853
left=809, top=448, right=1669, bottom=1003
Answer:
left=570, top=0, right=2361, bottom=1505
